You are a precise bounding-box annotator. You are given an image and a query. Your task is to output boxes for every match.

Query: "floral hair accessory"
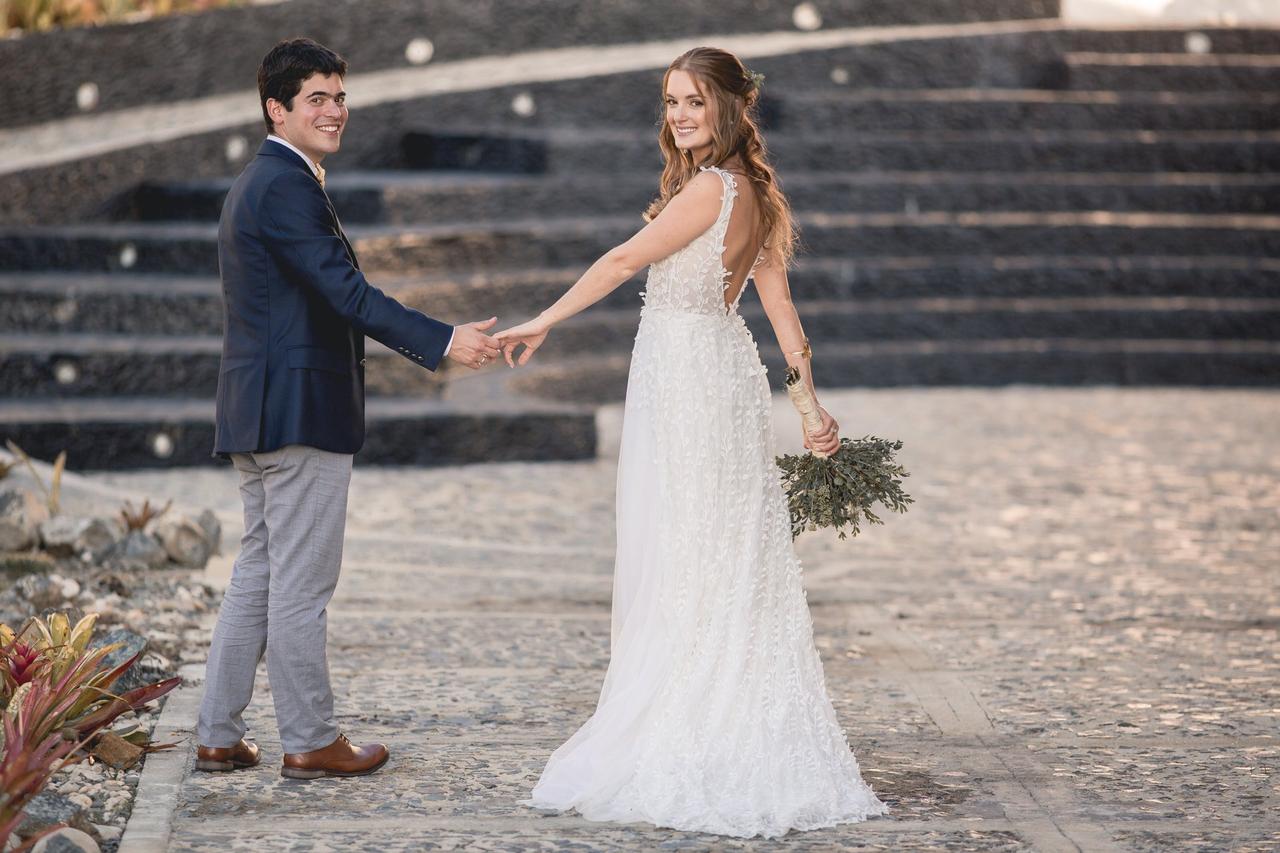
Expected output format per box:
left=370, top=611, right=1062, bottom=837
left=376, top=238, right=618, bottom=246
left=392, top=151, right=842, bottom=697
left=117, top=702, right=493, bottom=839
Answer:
left=746, top=70, right=765, bottom=90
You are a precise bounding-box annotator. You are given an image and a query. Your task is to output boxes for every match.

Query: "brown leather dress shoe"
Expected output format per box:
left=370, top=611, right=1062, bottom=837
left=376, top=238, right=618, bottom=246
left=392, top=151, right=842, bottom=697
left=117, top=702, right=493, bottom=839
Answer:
left=280, top=734, right=389, bottom=780
left=194, top=739, right=261, bottom=772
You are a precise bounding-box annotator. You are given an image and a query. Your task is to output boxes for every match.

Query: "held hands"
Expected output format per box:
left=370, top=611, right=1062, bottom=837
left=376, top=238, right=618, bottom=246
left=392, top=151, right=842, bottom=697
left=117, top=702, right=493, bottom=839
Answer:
left=804, top=405, right=840, bottom=456
left=447, top=317, right=502, bottom=370
left=495, top=316, right=552, bottom=368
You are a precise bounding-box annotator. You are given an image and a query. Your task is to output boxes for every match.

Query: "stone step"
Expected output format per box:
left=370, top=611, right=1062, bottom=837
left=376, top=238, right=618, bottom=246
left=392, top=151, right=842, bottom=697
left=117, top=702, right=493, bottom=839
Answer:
left=399, top=128, right=1280, bottom=175
left=0, top=334, right=450, bottom=399
left=1062, top=27, right=1280, bottom=55
left=774, top=89, right=1280, bottom=132
left=0, top=0, right=1059, bottom=130
left=743, top=28, right=1280, bottom=94
left=507, top=338, right=1280, bottom=403
left=531, top=298, right=1280, bottom=361
left=7, top=296, right=1276, bottom=399
left=4, top=212, right=1278, bottom=274
left=0, top=396, right=596, bottom=470
left=115, top=170, right=1280, bottom=225
left=8, top=258, right=1280, bottom=335
left=1066, top=52, right=1280, bottom=91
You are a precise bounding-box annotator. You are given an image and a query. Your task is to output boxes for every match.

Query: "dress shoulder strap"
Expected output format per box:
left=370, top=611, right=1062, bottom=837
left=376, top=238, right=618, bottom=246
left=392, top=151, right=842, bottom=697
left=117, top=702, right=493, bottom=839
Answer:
left=698, top=165, right=739, bottom=234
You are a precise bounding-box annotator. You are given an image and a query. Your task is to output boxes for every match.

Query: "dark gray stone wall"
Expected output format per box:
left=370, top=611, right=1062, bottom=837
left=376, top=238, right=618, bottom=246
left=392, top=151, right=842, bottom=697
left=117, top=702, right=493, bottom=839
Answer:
left=0, top=0, right=1059, bottom=130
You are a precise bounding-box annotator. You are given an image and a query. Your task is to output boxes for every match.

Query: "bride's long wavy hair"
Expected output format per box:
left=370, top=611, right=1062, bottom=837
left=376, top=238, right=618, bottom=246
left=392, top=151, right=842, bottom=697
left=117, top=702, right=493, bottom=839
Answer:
left=644, top=47, right=796, bottom=268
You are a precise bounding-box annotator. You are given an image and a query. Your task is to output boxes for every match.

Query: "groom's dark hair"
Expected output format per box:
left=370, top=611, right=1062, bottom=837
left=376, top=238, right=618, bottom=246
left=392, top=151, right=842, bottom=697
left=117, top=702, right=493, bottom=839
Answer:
left=258, top=38, right=348, bottom=134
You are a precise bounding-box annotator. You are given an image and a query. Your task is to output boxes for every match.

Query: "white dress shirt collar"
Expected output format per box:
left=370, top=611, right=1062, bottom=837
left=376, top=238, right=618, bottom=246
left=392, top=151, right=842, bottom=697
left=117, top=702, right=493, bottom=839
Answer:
left=266, top=135, right=321, bottom=178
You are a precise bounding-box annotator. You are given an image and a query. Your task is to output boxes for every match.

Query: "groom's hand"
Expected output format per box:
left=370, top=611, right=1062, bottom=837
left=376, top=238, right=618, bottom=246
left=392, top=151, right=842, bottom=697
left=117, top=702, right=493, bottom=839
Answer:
left=447, top=317, right=502, bottom=370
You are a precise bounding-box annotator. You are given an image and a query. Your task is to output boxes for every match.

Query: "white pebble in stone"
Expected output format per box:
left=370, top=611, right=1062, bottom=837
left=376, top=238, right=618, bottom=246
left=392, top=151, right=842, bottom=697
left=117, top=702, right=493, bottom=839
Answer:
left=1184, top=32, right=1212, bottom=54
left=58, top=577, right=81, bottom=599
left=76, top=82, right=99, bottom=111
left=118, top=243, right=138, bottom=269
left=405, top=37, right=434, bottom=65
left=66, top=792, right=93, bottom=809
left=53, top=298, right=78, bottom=325
left=829, top=66, right=850, bottom=85
left=511, top=92, right=536, bottom=117
left=54, top=360, right=79, bottom=385
left=225, top=135, right=248, bottom=162
left=151, top=432, right=175, bottom=459
left=793, top=2, right=822, bottom=31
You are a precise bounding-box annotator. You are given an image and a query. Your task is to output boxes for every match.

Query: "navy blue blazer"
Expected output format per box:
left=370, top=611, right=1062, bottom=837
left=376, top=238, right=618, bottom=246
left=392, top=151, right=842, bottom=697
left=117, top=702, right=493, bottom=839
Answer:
left=213, top=140, right=452, bottom=456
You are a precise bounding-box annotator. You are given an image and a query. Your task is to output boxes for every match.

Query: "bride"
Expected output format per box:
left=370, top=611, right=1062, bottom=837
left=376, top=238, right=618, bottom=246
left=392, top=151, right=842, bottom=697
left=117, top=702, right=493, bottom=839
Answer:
left=496, top=46, right=888, bottom=838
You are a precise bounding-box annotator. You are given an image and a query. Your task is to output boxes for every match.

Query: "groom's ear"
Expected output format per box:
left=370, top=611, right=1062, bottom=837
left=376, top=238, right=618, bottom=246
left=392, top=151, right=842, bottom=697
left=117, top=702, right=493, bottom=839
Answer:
left=266, top=97, right=288, bottom=129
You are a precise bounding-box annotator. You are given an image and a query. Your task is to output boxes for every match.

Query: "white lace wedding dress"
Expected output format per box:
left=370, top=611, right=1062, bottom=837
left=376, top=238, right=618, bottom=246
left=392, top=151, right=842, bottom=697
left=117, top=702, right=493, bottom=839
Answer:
left=526, top=166, right=888, bottom=838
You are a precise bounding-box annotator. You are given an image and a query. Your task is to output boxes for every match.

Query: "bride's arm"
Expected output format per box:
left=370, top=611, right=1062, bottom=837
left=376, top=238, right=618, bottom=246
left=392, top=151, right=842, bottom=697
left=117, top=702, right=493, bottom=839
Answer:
left=754, top=258, right=841, bottom=455
left=497, top=173, right=725, bottom=365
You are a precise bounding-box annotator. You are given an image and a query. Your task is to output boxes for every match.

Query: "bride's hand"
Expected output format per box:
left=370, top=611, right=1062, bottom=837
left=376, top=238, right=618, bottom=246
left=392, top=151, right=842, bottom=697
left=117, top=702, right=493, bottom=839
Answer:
left=804, top=406, right=840, bottom=456
left=495, top=316, right=552, bottom=367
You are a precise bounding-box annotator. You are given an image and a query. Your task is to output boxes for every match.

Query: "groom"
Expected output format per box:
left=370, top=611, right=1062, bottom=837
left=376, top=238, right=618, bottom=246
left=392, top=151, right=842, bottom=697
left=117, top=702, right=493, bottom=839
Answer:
left=195, top=38, right=501, bottom=779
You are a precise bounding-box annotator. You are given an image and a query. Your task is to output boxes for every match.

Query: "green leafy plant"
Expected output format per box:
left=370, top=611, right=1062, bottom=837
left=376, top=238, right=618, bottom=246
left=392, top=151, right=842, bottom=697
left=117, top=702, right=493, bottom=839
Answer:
left=7, top=613, right=100, bottom=684
left=0, top=673, right=94, bottom=851
left=776, top=436, right=913, bottom=540
left=0, top=613, right=182, bottom=847
left=3, top=442, right=65, bottom=517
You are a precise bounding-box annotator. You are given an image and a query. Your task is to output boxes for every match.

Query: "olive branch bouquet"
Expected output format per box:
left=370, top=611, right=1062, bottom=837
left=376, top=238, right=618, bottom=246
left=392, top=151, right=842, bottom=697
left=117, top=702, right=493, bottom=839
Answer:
left=776, top=368, right=913, bottom=539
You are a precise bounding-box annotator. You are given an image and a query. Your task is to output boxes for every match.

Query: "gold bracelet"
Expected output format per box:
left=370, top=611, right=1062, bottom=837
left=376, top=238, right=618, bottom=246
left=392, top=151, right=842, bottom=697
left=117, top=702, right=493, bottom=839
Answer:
left=787, top=338, right=812, bottom=359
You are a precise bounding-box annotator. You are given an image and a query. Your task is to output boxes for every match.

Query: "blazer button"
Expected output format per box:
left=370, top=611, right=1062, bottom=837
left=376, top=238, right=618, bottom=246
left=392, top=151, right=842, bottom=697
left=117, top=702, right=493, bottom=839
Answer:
left=359, top=358, right=367, bottom=365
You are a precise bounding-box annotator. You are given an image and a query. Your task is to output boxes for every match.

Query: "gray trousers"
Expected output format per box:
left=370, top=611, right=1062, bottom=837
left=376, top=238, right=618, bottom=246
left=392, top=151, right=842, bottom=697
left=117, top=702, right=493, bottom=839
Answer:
left=197, top=444, right=353, bottom=754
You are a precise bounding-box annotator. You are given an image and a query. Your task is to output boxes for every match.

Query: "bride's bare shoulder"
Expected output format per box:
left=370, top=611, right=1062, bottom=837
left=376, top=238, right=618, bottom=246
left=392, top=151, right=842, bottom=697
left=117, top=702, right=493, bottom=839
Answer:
left=662, top=170, right=728, bottom=214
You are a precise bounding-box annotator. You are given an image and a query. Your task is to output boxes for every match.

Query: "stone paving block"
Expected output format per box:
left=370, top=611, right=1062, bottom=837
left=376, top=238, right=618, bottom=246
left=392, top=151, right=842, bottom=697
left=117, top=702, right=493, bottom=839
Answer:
left=326, top=612, right=611, bottom=672
left=1111, top=827, right=1280, bottom=853
left=333, top=566, right=613, bottom=614
left=162, top=823, right=1035, bottom=852
left=1028, top=743, right=1279, bottom=824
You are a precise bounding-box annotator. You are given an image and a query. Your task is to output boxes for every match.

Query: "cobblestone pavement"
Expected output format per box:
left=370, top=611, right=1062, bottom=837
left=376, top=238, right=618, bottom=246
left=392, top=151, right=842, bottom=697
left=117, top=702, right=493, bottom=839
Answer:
left=94, top=388, right=1280, bottom=852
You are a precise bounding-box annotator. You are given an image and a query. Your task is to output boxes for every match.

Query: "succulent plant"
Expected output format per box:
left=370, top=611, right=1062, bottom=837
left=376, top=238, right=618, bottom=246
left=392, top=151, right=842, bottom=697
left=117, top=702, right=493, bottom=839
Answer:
left=119, top=498, right=172, bottom=532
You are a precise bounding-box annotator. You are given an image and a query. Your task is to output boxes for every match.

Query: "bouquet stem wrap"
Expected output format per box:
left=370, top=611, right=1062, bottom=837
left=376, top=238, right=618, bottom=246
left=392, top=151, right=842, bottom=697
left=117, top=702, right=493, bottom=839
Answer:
left=776, top=366, right=913, bottom=539
left=784, top=367, right=831, bottom=458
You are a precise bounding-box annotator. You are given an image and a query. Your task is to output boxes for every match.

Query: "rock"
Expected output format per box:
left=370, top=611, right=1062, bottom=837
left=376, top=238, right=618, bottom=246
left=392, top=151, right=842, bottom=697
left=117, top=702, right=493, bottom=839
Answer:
left=117, top=651, right=176, bottom=694
left=145, top=630, right=181, bottom=658
left=91, top=825, right=121, bottom=843
left=89, top=628, right=147, bottom=676
left=0, top=488, right=48, bottom=551
left=31, top=828, right=100, bottom=853
left=106, top=530, right=167, bottom=570
left=64, top=793, right=92, bottom=810
left=14, top=791, right=100, bottom=843
left=89, top=731, right=143, bottom=771
left=14, top=573, right=66, bottom=611
left=91, top=573, right=131, bottom=597
left=196, top=509, right=222, bottom=556
left=52, top=574, right=80, bottom=600
left=151, top=515, right=213, bottom=568
left=39, top=517, right=120, bottom=561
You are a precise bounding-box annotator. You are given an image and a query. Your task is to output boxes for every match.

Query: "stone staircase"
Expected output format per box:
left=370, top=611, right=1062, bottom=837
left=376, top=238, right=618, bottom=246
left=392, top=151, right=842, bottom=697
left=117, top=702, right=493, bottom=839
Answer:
left=2, top=19, right=1278, bottom=468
